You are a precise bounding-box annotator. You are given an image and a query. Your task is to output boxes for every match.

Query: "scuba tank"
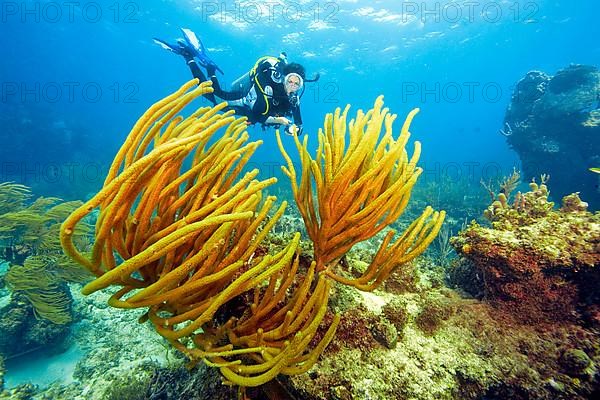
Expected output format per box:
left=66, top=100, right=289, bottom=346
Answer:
left=227, top=53, right=287, bottom=98
left=229, top=71, right=253, bottom=98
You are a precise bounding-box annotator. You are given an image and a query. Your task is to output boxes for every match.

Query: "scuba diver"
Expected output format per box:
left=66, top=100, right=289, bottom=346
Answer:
left=154, top=28, right=319, bottom=135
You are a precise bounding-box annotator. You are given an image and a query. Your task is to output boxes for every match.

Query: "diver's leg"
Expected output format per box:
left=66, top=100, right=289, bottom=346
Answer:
left=208, top=72, right=249, bottom=101
left=186, top=58, right=217, bottom=104
left=209, top=75, right=242, bottom=100
left=187, top=61, right=240, bottom=104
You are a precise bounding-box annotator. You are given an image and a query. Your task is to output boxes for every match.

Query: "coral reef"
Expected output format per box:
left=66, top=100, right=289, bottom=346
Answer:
left=19, top=80, right=593, bottom=400
left=1, top=195, right=597, bottom=399
left=0, top=383, right=37, bottom=400
left=0, top=183, right=90, bottom=265
left=59, top=81, right=443, bottom=390
left=414, top=291, right=457, bottom=336
left=95, top=362, right=239, bottom=400
left=5, top=256, right=74, bottom=325
left=0, top=285, right=181, bottom=400
left=256, top=174, right=599, bottom=399
left=451, top=178, right=600, bottom=324
left=286, top=277, right=600, bottom=400
left=503, top=64, right=600, bottom=208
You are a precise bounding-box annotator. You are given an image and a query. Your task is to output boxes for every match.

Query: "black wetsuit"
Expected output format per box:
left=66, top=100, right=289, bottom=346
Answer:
left=186, top=58, right=302, bottom=127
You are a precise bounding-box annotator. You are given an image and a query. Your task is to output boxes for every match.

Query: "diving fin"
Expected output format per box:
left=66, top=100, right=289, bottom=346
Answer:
left=180, top=28, right=224, bottom=74
left=153, top=37, right=188, bottom=55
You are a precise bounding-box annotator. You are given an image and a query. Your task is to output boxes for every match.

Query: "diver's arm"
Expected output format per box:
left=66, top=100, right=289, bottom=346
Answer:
left=265, top=116, right=291, bottom=125
left=287, top=102, right=303, bottom=135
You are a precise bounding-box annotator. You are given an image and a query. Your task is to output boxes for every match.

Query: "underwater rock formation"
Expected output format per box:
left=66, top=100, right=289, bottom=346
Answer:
left=451, top=181, right=600, bottom=325
left=503, top=64, right=600, bottom=209
left=284, top=262, right=600, bottom=400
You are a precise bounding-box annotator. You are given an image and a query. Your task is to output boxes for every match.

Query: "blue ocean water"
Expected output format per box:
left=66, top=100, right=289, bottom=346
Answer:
left=1, top=0, right=598, bottom=203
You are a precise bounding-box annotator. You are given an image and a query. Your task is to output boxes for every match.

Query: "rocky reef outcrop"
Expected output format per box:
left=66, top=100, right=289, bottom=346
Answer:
left=451, top=180, right=600, bottom=326
left=503, top=64, right=600, bottom=209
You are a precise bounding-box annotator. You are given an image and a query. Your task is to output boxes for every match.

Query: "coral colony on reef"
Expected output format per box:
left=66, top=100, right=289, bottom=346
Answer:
left=453, top=172, right=600, bottom=325
left=57, top=80, right=443, bottom=390
left=0, top=80, right=598, bottom=400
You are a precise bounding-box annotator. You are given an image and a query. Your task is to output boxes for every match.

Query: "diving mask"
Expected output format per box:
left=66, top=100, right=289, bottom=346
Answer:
left=284, top=73, right=304, bottom=94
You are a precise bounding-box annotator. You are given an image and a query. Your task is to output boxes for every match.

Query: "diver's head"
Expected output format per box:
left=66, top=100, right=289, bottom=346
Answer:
left=282, top=62, right=306, bottom=95
left=284, top=72, right=303, bottom=95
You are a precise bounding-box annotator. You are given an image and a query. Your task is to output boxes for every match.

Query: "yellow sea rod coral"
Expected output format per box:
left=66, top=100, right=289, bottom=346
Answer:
left=60, top=80, right=339, bottom=388
left=277, top=96, right=445, bottom=291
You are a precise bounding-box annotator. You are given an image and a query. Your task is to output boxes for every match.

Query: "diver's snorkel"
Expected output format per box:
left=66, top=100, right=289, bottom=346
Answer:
left=279, top=51, right=288, bottom=64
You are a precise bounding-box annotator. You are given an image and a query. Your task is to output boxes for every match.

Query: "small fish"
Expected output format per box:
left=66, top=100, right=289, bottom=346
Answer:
left=590, top=167, right=600, bottom=174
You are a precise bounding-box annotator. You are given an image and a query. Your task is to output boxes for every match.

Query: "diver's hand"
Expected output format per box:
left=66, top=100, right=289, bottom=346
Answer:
left=278, top=117, right=292, bottom=125
left=285, top=124, right=303, bottom=136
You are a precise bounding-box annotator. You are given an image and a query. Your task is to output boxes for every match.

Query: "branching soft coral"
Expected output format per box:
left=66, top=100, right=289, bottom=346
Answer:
left=60, top=80, right=339, bottom=387
left=277, top=96, right=445, bottom=290
left=0, top=184, right=92, bottom=324
left=5, top=256, right=73, bottom=324
left=0, top=194, right=89, bottom=257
